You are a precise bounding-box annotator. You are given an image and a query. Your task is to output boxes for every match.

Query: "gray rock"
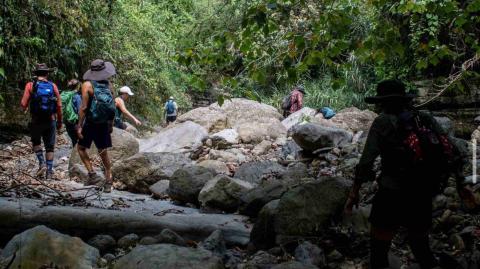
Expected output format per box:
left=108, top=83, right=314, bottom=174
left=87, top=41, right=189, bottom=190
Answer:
left=250, top=200, right=280, bottom=250
left=0, top=225, right=99, bottom=269
left=198, top=160, right=230, bottom=175
left=211, top=129, right=240, bottom=149
left=282, top=140, right=302, bottom=160
left=271, top=261, right=318, bottom=269
left=103, top=253, right=116, bottom=262
left=239, top=182, right=289, bottom=217
left=283, top=162, right=309, bottom=181
left=274, top=178, right=351, bottom=241
left=177, top=106, right=227, bottom=133
left=118, top=233, right=139, bottom=249
left=434, top=116, right=455, bottom=136
left=155, top=229, right=187, bottom=246
left=251, top=178, right=351, bottom=248
left=238, top=250, right=278, bottom=269
left=139, top=121, right=208, bottom=153
left=113, top=244, right=224, bottom=269
left=168, top=166, right=216, bottom=205
left=342, top=205, right=371, bottom=234
left=113, top=152, right=191, bottom=193
left=252, top=140, right=273, bottom=155
left=149, top=180, right=170, bottom=199
left=291, top=123, right=353, bottom=151
left=282, top=107, right=318, bottom=131
left=88, top=234, right=116, bottom=253
left=295, top=241, right=326, bottom=268
left=199, top=230, right=227, bottom=257
left=235, top=161, right=286, bottom=185
left=199, top=175, right=254, bottom=212
left=139, top=236, right=159, bottom=245
left=209, top=149, right=247, bottom=163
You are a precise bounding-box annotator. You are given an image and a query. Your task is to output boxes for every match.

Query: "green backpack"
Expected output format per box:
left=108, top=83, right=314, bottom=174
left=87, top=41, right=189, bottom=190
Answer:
left=60, top=91, right=79, bottom=124
left=88, top=81, right=116, bottom=124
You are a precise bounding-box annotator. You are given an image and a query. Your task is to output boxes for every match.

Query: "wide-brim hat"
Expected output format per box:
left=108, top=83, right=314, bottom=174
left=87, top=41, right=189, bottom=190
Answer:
left=33, top=63, right=54, bottom=74
left=83, top=59, right=116, bottom=81
left=365, top=79, right=416, bottom=104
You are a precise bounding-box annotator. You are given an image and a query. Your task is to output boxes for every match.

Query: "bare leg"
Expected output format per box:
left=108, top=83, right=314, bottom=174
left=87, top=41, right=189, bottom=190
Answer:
left=77, top=145, right=93, bottom=173
left=98, top=149, right=112, bottom=183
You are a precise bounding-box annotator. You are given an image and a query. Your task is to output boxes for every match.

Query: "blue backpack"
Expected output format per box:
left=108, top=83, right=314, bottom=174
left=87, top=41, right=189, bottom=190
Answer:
left=320, top=107, right=336, bottom=119
left=88, top=81, right=115, bottom=123
left=166, top=100, right=175, bottom=114
left=30, top=80, right=57, bottom=118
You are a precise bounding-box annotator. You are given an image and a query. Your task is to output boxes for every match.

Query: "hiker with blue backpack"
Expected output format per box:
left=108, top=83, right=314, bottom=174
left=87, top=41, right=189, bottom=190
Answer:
left=20, top=63, right=63, bottom=180
left=61, top=79, right=82, bottom=147
left=114, top=86, right=142, bottom=130
left=76, top=59, right=117, bottom=193
left=164, top=96, right=178, bottom=124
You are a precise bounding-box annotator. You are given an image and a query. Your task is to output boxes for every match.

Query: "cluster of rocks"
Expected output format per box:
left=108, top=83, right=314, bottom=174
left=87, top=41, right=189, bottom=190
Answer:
left=11, top=97, right=480, bottom=268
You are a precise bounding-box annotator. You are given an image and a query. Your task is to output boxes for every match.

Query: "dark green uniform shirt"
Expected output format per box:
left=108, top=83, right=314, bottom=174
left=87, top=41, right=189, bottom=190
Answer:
left=354, top=110, right=456, bottom=190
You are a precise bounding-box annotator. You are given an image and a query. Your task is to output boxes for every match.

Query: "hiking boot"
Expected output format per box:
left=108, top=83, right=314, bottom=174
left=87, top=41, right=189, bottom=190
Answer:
left=36, top=166, right=47, bottom=178
left=86, top=172, right=103, bottom=186
left=46, top=170, right=54, bottom=180
left=103, top=182, right=113, bottom=193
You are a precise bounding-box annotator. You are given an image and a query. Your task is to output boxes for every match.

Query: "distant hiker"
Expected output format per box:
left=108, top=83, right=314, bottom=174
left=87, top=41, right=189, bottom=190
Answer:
left=20, top=63, right=62, bottom=180
left=77, top=59, right=117, bottom=192
left=282, top=85, right=305, bottom=117
left=114, top=86, right=142, bottom=130
left=61, top=79, right=82, bottom=147
left=344, top=80, right=475, bottom=269
left=164, top=96, right=178, bottom=124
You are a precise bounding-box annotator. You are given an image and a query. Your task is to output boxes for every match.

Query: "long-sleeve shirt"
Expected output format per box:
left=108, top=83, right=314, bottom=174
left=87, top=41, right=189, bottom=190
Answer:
left=20, top=78, right=62, bottom=123
left=354, top=110, right=462, bottom=190
left=289, top=89, right=303, bottom=113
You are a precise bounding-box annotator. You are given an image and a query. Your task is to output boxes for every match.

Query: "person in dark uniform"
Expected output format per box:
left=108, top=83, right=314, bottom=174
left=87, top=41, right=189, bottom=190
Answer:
left=344, top=79, right=475, bottom=269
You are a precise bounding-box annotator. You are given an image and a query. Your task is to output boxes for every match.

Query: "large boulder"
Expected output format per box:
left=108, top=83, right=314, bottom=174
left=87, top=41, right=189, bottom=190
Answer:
left=168, top=166, right=216, bottom=205
left=199, top=175, right=254, bottom=212
left=209, top=149, right=247, bottom=163
left=239, top=182, right=289, bottom=217
left=112, top=152, right=192, bottom=193
left=434, top=116, right=455, bottom=136
left=113, top=244, right=224, bottom=269
left=139, top=121, right=208, bottom=153
left=0, top=225, right=99, bottom=269
left=312, top=107, right=377, bottom=133
left=69, top=128, right=139, bottom=180
left=177, top=107, right=227, bottom=133
left=234, top=161, right=286, bottom=185
left=282, top=107, right=318, bottom=131
left=251, top=177, right=352, bottom=247
left=291, top=123, right=352, bottom=151
left=211, top=98, right=286, bottom=143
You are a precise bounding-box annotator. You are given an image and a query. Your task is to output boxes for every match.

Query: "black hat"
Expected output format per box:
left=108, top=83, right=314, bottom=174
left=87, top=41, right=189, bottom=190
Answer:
left=83, top=59, right=116, bottom=81
left=365, top=79, right=416, bottom=104
left=33, top=63, right=53, bottom=74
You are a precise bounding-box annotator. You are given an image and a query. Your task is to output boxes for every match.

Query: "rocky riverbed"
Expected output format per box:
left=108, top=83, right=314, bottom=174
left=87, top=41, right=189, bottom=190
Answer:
left=0, top=98, right=479, bottom=269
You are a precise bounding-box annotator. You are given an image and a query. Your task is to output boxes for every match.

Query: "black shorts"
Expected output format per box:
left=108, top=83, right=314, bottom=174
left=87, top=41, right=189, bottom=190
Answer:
left=114, top=118, right=127, bottom=130
left=78, top=122, right=112, bottom=150
left=166, top=115, right=177, bottom=123
left=30, top=120, right=56, bottom=152
left=369, top=187, right=432, bottom=231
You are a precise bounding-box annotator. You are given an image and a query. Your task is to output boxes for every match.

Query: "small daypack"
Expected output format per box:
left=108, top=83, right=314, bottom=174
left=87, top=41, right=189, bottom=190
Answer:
left=166, top=100, right=175, bottom=114
left=88, top=81, right=115, bottom=124
left=60, top=91, right=79, bottom=124
left=281, top=94, right=292, bottom=110
left=30, top=80, right=57, bottom=118
left=320, top=107, right=336, bottom=119
left=399, top=111, right=456, bottom=194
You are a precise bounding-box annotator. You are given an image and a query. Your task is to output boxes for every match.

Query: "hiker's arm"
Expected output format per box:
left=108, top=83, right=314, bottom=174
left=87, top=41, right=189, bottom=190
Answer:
left=20, top=82, right=33, bottom=110
left=117, top=98, right=141, bottom=125
left=78, top=82, right=91, bottom=128
left=53, top=84, right=63, bottom=126
left=345, top=118, right=381, bottom=213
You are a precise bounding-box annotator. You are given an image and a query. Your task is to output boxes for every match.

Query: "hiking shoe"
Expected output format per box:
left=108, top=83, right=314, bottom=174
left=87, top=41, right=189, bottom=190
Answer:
left=103, top=182, right=113, bottom=193
left=46, top=170, right=54, bottom=180
left=36, top=166, right=47, bottom=178
left=86, top=172, right=103, bottom=186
